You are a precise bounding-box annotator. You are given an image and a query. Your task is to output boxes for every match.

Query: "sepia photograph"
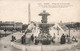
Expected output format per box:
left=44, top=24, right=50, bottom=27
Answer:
left=0, top=0, right=80, bottom=51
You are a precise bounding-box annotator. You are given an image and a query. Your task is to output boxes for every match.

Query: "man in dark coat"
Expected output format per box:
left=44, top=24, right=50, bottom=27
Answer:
left=31, top=34, right=34, bottom=42
left=34, top=36, right=39, bottom=45
left=11, top=35, right=14, bottom=42
left=21, top=35, right=25, bottom=44
left=60, top=34, right=66, bottom=44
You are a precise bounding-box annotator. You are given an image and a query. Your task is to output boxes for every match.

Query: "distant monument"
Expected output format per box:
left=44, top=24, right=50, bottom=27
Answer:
left=39, top=10, right=50, bottom=23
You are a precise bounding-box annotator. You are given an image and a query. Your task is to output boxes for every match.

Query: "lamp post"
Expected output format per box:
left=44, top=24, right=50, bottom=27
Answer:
left=68, top=26, right=71, bottom=43
left=68, top=27, right=70, bottom=37
left=11, top=28, right=14, bottom=34
left=57, top=27, right=59, bottom=35
left=4, top=27, right=7, bottom=37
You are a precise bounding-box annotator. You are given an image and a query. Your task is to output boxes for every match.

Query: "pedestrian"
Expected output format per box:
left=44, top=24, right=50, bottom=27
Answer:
left=66, top=35, right=70, bottom=43
left=34, top=36, right=39, bottom=45
left=21, top=35, right=25, bottom=44
left=31, top=34, right=34, bottom=42
left=60, top=34, right=66, bottom=44
left=13, top=36, right=16, bottom=41
left=11, top=35, right=14, bottom=42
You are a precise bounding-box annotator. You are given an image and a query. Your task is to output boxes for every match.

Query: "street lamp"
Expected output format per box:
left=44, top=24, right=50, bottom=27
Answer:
left=68, top=27, right=70, bottom=37
left=57, top=27, right=59, bottom=35
left=4, top=27, right=7, bottom=37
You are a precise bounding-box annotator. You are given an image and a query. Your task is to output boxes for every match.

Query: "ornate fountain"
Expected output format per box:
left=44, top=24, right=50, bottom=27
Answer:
left=39, top=10, right=54, bottom=35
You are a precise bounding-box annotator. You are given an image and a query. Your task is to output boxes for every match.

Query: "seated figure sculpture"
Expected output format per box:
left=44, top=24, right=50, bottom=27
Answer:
left=72, top=36, right=78, bottom=42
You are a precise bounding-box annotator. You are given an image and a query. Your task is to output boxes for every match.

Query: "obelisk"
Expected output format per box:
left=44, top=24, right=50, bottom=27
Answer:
left=28, top=3, right=31, bottom=23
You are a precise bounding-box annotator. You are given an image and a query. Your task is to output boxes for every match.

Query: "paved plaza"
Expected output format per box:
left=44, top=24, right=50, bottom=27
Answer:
left=0, top=32, right=23, bottom=51
left=0, top=31, right=80, bottom=51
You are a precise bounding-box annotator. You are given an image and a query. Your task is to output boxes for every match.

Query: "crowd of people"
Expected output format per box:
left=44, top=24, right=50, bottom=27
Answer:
left=52, top=34, right=78, bottom=44
left=21, top=34, right=39, bottom=45
left=11, top=33, right=78, bottom=45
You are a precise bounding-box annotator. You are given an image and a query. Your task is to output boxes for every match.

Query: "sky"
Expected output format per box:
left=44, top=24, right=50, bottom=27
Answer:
left=0, top=0, right=80, bottom=24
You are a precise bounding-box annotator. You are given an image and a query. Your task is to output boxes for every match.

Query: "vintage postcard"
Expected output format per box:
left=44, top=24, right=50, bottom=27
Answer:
left=0, top=0, right=80, bottom=51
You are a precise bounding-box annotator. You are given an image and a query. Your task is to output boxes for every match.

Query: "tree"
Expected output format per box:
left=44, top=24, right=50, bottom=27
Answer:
left=66, top=24, right=72, bottom=37
left=74, top=22, right=80, bottom=30
left=10, top=28, right=14, bottom=34
left=4, top=27, right=7, bottom=37
left=22, top=24, right=28, bottom=32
